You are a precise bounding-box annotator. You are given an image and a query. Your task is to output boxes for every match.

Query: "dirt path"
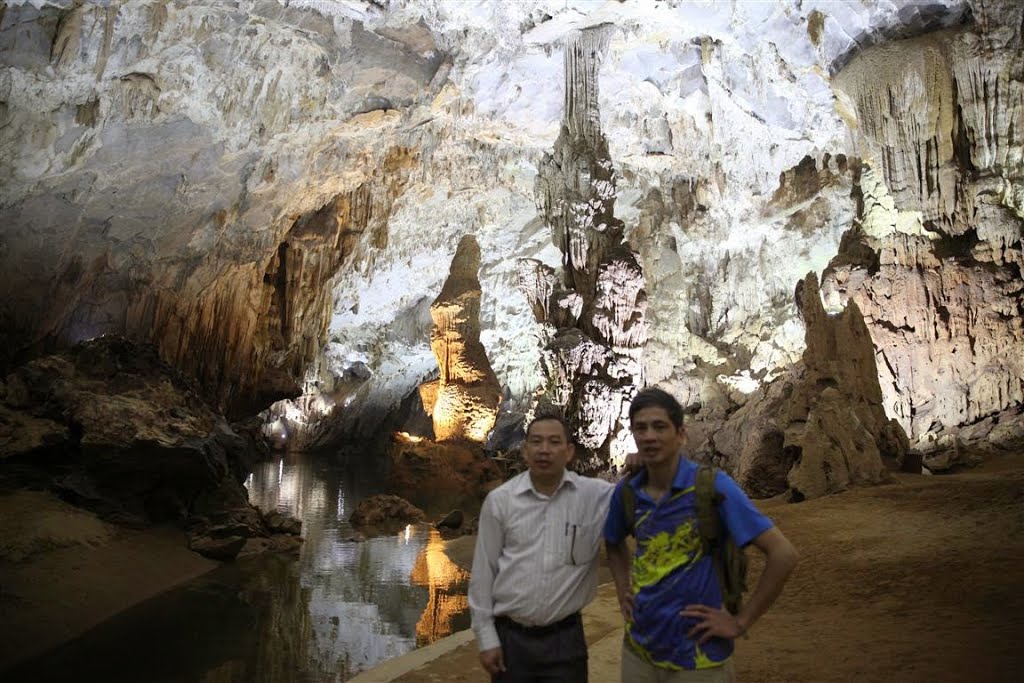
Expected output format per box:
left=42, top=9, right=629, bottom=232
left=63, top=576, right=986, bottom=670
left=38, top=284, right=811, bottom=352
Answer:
left=737, top=454, right=1024, bottom=682
left=386, top=454, right=1024, bottom=683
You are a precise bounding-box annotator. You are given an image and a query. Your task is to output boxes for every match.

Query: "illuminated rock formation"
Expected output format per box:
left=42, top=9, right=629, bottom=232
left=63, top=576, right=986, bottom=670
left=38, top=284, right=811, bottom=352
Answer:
left=420, top=234, right=501, bottom=442
left=1, top=0, right=1021, bottom=465
left=0, top=1, right=436, bottom=416
left=525, top=28, right=649, bottom=468
left=824, top=2, right=1024, bottom=467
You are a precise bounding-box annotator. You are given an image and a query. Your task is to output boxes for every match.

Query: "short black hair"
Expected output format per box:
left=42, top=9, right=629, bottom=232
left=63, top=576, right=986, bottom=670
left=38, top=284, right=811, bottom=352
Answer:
left=526, top=412, right=571, bottom=441
left=628, top=387, right=684, bottom=429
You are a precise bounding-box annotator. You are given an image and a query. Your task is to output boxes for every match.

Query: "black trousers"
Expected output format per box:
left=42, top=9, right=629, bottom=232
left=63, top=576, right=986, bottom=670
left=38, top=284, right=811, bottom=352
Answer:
left=492, top=613, right=588, bottom=683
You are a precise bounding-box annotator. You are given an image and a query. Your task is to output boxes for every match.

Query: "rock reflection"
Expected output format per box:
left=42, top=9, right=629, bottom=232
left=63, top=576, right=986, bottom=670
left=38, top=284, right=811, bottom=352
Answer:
left=411, top=531, right=471, bottom=645
left=245, top=453, right=470, bottom=680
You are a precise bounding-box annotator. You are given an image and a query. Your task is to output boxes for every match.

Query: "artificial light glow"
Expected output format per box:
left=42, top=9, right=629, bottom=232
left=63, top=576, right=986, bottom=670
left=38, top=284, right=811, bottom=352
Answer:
left=404, top=524, right=412, bottom=543
left=395, top=432, right=424, bottom=443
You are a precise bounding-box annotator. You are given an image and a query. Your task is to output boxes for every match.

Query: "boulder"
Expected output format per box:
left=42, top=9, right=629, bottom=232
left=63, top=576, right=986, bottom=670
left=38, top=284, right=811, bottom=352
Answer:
left=349, top=494, right=425, bottom=530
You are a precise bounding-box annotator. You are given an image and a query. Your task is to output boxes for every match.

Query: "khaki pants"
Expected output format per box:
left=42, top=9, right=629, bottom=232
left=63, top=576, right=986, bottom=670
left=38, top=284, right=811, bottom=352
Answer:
left=620, top=642, right=737, bottom=683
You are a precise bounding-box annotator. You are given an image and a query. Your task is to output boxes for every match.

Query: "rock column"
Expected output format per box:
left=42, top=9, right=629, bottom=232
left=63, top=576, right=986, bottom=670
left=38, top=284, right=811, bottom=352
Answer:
left=420, top=234, right=500, bottom=442
left=522, top=28, right=650, bottom=468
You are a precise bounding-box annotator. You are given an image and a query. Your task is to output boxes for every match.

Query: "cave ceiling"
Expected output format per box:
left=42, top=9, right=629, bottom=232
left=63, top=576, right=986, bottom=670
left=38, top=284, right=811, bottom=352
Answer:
left=1, top=0, right=1021, bottom=458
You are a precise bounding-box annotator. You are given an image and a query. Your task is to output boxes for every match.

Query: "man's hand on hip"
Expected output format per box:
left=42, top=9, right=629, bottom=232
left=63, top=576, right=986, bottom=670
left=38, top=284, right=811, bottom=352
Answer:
left=680, top=604, right=747, bottom=644
left=479, top=646, right=506, bottom=675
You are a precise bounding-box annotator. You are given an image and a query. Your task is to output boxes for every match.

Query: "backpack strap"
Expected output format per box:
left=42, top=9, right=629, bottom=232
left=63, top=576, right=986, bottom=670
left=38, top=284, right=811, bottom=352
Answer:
left=620, top=472, right=640, bottom=537
left=695, top=465, right=723, bottom=550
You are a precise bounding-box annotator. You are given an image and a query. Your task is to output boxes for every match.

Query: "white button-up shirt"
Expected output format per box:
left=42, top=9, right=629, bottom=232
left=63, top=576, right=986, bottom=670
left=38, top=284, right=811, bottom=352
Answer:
left=469, top=470, right=615, bottom=651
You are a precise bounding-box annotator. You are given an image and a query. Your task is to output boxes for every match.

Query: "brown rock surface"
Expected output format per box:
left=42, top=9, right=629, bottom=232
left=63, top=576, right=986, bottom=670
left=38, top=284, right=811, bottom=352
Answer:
left=710, top=273, right=903, bottom=500
left=828, top=8, right=1024, bottom=465
left=349, top=493, right=426, bottom=532
left=0, top=336, right=291, bottom=555
left=387, top=437, right=502, bottom=515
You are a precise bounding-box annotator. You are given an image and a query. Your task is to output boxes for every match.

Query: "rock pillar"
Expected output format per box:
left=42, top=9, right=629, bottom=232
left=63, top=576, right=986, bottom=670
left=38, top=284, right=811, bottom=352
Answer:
left=420, top=235, right=500, bottom=442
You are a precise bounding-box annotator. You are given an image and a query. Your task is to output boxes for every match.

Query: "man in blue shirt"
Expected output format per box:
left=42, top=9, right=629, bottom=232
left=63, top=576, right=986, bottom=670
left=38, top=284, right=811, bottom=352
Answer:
left=605, top=388, right=798, bottom=681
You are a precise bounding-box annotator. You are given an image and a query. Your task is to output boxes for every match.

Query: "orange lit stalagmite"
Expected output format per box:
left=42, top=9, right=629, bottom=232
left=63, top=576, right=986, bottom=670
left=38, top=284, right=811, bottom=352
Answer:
left=420, top=234, right=501, bottom=442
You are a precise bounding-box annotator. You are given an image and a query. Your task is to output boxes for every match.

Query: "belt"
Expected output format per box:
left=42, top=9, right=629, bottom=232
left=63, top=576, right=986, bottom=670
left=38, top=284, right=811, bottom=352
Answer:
left=495, top=612, right=581, bottom=636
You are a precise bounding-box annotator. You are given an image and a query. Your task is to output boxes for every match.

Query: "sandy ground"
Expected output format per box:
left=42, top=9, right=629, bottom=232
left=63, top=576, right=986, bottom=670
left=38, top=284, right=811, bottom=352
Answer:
left=366, top=452, right=1024, bottom=683
left=0, top=491, right=217, bottom=672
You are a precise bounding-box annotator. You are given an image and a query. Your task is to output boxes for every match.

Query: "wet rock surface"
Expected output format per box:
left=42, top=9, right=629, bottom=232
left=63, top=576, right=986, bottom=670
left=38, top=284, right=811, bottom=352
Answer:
left=349, top=493, right=426, bottom=536
left=0, top=336, right=295, bottom=559
left=387, top=437, right=502, bottom=516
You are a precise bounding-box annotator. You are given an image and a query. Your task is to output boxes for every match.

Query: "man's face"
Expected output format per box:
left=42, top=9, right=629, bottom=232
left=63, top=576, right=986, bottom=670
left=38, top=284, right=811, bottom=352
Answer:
left=523, top=419, right=574, bottom=479
left=630, top=406, right=686, bottom=467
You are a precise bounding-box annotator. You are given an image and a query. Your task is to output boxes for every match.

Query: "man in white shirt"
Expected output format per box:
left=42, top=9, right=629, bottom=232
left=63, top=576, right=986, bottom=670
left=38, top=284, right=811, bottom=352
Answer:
left=469, top=414, right=615, bottom=682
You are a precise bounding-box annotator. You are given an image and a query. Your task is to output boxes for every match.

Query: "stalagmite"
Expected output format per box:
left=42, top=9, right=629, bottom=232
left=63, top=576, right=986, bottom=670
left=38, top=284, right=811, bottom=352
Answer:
left=420, top=234, right=501, bottom=443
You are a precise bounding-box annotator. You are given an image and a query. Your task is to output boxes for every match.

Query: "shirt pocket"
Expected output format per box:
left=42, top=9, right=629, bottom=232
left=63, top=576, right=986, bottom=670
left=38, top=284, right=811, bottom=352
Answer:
left=563, top=518, right=603, bottom=566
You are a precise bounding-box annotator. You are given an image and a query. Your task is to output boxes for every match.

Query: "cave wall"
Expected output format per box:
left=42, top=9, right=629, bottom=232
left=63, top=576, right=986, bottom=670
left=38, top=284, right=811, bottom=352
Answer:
left=0, top=0, right=442, bottom=414
left=826, top=1, right=1024, bottom=450
left=3, top=0, right=1021, bottom=459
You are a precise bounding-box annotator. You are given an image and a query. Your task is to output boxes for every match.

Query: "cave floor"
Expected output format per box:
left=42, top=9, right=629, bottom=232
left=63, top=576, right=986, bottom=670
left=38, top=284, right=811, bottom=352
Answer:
left=356, top=452, right=1024, bottom=683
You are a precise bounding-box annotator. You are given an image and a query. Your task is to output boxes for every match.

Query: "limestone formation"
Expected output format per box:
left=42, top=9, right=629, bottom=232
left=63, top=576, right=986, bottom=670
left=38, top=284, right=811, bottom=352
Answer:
left=525, top=28, right=649, bottom=467
left=826, top=6, right=1024, bottom=467
left=0, top=1, right=437, bottom=416
left=1, top=0, right=1021, bottom=467
left=348, top=494, right=425, bottom=532
left=0, top=336, right=289, bottom=558
left=419, top=234, right=501, bottom=442
left=387, top=436, right=503, bottom=513
left=710, top=273, right=904, bottom=501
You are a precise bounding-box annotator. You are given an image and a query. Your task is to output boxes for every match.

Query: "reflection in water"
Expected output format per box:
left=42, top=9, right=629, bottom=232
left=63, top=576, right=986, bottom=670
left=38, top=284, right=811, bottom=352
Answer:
left=412, top=534, right=471, bottom=645
left=4, top=453, right=470, bottom=683
left=242, top=452, right=471, bottom=681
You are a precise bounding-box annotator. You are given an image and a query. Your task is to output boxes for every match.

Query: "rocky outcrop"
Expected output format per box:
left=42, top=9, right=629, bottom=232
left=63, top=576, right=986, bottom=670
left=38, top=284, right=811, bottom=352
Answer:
left=419, top=234, right=501, bottom=442
left=0, top=335, right=293, bottom=559
left=348, top=493, right=425, bottom=533
left=709, top=273, right=905, bottom=500
left=826, top=5, right=1024, bottom=465
left=0, top=1, right=440, bottom=415
left=523, top=28, right=649, bottom=468
left=387, top=436, right=502, bottom=513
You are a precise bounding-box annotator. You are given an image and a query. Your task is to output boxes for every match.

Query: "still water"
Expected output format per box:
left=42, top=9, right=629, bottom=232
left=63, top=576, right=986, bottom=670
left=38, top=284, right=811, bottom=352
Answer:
left=10, top=452, right=471, bottom=682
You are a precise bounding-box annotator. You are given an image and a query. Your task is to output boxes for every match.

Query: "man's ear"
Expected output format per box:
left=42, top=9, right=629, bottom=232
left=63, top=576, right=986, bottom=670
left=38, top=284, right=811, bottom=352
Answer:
left=567, top=442, right=577, bottom=463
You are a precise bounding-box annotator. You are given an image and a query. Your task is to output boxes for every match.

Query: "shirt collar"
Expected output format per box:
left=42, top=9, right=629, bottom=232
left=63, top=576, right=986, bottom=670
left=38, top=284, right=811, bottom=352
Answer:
left=627, top=455, right=696, bottom=492
left=514, top=469, right=577, bottom=497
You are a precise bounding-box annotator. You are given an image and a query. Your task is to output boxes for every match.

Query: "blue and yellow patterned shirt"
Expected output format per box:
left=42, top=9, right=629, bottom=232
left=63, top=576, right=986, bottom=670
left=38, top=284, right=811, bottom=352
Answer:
left=603, top=457, right=773, bottom=670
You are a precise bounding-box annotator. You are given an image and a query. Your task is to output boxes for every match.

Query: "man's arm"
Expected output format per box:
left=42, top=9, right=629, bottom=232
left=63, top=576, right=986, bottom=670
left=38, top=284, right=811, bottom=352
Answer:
left=602, top=481, right=634, bottom=621
left=469, top=494, right=506, bottom=675
left=682, top=526, right=798, bottom=643
left=605, top=539, right=634, bottom=621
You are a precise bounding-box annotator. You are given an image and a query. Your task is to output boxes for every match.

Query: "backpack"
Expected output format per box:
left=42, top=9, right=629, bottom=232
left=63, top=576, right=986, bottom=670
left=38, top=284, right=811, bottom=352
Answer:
left=621, top=465, right=749, bottom=614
